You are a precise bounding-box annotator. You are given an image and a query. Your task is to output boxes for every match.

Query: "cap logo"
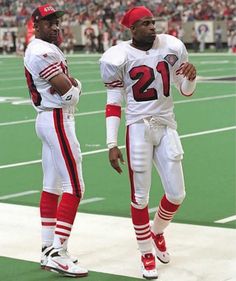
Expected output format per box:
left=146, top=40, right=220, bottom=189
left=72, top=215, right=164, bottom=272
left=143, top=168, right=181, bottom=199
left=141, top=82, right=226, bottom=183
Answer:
left=44, top=6, right=55, bottom=13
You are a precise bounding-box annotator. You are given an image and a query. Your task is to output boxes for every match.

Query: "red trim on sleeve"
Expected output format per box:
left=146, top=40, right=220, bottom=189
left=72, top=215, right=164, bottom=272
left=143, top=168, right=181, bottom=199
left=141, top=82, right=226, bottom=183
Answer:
left=105, top=104, right=121, bottom=118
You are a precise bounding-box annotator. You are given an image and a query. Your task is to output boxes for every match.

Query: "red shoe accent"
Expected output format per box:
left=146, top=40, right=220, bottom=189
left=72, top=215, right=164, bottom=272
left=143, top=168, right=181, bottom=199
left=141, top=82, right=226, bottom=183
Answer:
left=151, top=232, right=166, bottom=252
left=141, top=253, right=156, bottom=270
left=151, top=232, right=170, bottom=264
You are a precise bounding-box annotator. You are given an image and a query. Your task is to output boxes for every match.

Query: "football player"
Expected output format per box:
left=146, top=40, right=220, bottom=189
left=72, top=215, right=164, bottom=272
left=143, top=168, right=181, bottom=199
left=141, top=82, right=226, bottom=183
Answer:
left=24, top=4, right=88, bottom=278
left=100, top=6, right=197, bottom=280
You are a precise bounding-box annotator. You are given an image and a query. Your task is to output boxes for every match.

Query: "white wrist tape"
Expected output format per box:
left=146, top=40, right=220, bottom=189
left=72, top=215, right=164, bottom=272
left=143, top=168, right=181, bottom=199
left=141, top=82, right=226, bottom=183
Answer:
left=61, top=86, right=80, bottom=106
left=74, top=79, right=82, bottom=95
left=180, top=78, right=196, bottom=96
left=106, top=116, right=120, bottom=149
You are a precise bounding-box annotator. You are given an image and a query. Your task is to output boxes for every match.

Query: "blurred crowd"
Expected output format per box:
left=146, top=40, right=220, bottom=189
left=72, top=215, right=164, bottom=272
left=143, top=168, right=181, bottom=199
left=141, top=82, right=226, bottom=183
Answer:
left=0, top=0, right=235, bottom=27
left=0, top=0, right=236, bottom=54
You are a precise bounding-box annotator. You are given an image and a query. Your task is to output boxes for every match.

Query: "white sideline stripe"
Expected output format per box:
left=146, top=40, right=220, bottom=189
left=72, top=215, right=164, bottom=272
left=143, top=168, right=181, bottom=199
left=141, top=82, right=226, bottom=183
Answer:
left=0, top=203, right=236, bottom=281
left=0, top=93, right=235, bottom=127
left=215, top=215, right=236, bottom=223
left=0, top=190, right=39, bottom=200
left=0, top=125, right=235, bottom=170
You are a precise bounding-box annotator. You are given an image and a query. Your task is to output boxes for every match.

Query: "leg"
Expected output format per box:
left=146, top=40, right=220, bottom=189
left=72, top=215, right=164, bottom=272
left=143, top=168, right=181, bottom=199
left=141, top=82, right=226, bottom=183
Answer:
left=51, top=109, right=85, bottom=249
left=38, top=123, right=61, bottom=250
left=36, top=110, right=87, bottom=277
left=152, top=127, right=186, bottom=262
left=126, top=123, right=157, bottom=279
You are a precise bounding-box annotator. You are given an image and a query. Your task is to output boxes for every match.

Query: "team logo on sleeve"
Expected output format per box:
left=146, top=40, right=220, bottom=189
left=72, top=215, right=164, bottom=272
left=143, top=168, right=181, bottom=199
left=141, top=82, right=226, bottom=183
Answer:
left=164, top=54, right=178, bottom=66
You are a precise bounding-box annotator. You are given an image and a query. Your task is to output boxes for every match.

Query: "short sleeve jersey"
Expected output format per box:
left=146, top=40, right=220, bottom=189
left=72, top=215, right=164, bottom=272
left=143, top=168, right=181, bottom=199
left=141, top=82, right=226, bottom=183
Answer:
left=100, top=34, right=188, bottom=128
left=24, top=38, right=69, bottom=111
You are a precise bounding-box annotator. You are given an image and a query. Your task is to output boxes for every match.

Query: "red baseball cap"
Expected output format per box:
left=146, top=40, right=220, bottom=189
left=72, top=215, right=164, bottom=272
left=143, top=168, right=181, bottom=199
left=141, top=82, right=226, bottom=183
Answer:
left=32, top=4, right=65, bottom=22
left=121, top=6, right=154, bottom=28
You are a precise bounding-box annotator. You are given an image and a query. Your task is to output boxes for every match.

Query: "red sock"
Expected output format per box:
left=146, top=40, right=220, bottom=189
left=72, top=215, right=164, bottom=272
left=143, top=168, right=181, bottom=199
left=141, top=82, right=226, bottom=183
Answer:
left=131, top=205, right=152, bottom=254
left=40, top=191, right=59, bottom=247
left=53, top=193, right=80, bottom=248
left=152, top=195, right=180, bottom=234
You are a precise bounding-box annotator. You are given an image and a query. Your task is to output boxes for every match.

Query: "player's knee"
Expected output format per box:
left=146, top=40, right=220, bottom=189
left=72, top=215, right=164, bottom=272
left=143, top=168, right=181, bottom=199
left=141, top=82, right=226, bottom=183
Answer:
left=62, top=182, right=85, bottom=199
left=43, top=186, right=61, bottom=196
left=166, top=190, right=186, bottom=205
left=131, top=197, right=149, bottom=209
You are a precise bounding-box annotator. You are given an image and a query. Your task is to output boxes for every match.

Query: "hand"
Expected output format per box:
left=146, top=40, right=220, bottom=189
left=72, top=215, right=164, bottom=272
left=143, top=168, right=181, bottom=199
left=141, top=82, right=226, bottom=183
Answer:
left=109, top=147, right=125, bottom=174
left=68, top=76, right=79, bottom=87
left=49, top=76, right=78, bottom=95
left=177, top=62, right=197, bottom=81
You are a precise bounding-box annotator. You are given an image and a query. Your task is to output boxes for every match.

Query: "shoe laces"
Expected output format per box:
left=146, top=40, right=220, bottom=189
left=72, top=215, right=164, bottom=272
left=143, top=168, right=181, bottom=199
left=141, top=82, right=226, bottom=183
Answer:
left=152, top=232, right=167, bottom=251
left=142, top=253, right=155, bottom=270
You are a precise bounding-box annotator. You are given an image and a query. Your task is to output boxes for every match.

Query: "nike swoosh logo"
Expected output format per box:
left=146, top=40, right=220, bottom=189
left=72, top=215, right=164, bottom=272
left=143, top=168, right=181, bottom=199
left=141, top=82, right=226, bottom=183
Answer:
left=158, top=240, right=164, bottom=245
left=54, top=261, right=69, bottom=270
left=146, top=261, right=153, bottom=265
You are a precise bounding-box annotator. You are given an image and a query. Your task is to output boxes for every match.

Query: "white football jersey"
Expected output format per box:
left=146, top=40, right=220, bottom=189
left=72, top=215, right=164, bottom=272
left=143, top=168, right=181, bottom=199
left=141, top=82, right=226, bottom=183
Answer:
left=100, top=34, right=188, bottom=128
left=24, top=38, right=69, bottom=112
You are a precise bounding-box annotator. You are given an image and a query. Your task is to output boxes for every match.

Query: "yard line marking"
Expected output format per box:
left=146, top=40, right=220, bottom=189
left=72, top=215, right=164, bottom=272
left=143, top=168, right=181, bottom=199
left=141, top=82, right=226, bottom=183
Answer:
left=0, top=190, right=39, bottom=200
left=0, top=119, right=36, bottom=126
left=0, top=125, right=235, bottom=170
left=215, top=215, right=236, bottom=223
left=80, top=197, right=105, bottom=205
left=180, top=126, right=236, bottom=139
left=0, top=190, right=104, bottom=204
left=174, top=93, right=236, bottom=104
left=198, top=67, right=236, bottom=73
left=200, top=60, right=230, bottom=64
left=0, top=93, right=235, bottom=127
left=0, top=159, right=41, bottom=168
left=0, top=77, right=102, bottom=82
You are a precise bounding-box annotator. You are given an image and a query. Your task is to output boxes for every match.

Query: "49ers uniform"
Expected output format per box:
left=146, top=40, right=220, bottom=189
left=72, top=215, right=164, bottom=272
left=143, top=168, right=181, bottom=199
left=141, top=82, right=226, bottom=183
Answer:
left=24, top=38, right=85, bottom=198
left=100, top=34, right=190, bottom=207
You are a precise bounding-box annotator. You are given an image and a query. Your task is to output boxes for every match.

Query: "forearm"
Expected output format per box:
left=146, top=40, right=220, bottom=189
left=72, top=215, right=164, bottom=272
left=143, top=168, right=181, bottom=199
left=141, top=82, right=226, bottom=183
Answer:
left=106, top=104, right=121, bottom=148
left=180, top=77, right=196, bottom=96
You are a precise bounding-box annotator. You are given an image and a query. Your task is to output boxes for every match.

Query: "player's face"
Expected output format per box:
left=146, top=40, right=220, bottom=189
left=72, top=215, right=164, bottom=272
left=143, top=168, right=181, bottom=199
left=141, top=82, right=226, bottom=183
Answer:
left=35, top=15, right=60, bottom=45
left=131, top=17, right=156, bottom=44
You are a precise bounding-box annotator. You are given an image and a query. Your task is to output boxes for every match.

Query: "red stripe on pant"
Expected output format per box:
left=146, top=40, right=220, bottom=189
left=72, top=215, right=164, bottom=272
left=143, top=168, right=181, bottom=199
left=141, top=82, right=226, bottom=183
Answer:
left=126, top=125, right=137, bottom=204
left=53, top=108, right=81, bottom=198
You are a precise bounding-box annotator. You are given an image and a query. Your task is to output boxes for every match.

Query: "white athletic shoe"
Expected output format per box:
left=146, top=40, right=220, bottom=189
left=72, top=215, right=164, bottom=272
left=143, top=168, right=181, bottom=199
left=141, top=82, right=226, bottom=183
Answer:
left=45, top=248, right=88, bottom=277
left=141, top=253, right=158, bottom=280
left=41, top=246, right=78, bottom=269
left=151, top=232, right=170, bottom=264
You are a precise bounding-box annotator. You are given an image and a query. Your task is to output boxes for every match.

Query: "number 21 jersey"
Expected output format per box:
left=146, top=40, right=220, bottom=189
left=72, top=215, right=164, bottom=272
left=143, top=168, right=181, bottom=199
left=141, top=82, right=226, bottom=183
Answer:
left=100, top=34, right=188, bottom=129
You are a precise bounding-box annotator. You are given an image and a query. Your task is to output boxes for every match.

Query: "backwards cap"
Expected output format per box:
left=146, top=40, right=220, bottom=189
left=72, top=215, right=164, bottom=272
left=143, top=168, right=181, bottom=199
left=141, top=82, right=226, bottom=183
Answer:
left=32, top=4, right=64, bottom=22
left=120, top=6, right=153, bottom=28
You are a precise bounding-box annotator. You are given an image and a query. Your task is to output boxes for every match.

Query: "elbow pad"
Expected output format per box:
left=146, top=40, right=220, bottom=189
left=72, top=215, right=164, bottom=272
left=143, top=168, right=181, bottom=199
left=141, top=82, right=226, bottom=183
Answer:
left=61, top=86, right=80, bottom=106
left=180, top=78, right=196, bottom=96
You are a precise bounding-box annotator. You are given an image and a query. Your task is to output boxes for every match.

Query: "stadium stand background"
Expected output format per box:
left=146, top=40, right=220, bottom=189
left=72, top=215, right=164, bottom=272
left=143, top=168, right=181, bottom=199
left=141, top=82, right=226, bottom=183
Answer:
left=0, top=0, right=235, bottom=54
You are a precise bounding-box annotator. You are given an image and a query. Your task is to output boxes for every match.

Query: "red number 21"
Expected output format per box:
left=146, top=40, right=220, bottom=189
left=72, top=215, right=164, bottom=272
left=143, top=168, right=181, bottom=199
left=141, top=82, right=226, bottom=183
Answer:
left=129, top=61, right=170, bottom=102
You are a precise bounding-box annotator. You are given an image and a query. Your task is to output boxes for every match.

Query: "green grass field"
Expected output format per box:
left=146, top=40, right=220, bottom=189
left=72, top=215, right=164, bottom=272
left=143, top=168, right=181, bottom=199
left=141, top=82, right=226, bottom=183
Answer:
left=0, top=53, right=235, bottom=280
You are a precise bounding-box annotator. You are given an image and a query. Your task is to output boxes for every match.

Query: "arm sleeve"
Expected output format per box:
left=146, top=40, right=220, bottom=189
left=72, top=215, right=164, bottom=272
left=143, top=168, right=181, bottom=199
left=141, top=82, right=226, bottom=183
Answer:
left=100, top=60, right=124, bottom=148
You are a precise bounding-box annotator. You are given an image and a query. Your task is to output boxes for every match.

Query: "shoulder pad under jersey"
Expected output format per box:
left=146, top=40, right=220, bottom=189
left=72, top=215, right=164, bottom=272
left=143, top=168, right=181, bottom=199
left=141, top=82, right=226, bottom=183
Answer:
left=28, top=39, right=57, bottom=57
left=100, top=41, right=129, bottom=66
left=157, top=34, right=185, bottom=53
